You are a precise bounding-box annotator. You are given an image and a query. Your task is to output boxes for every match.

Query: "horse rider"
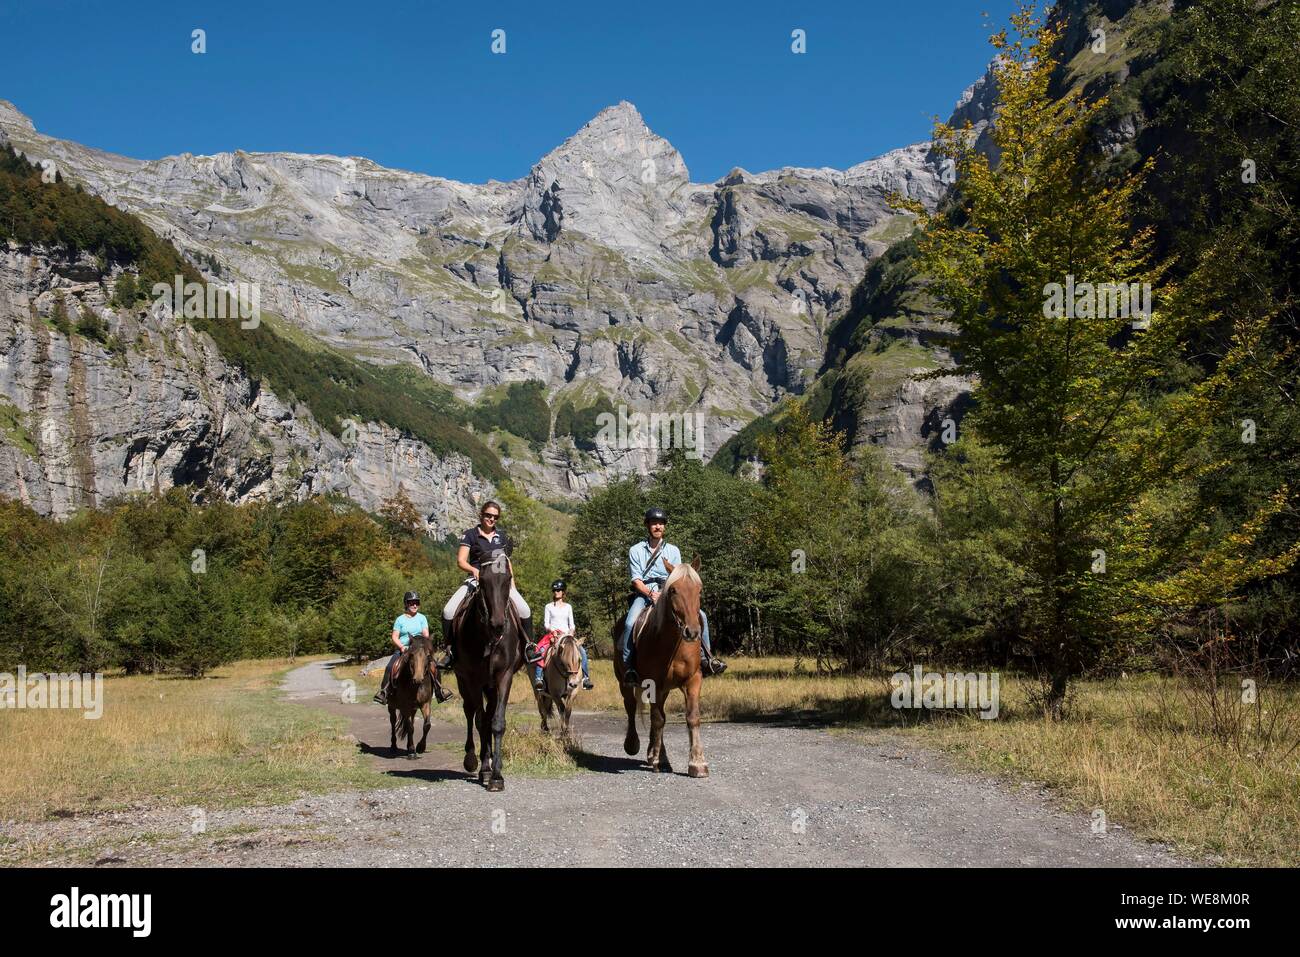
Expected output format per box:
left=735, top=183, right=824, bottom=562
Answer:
left=373, top=590, right=454, bottom=706
left=534, top=579, right=594, bottom=692
left=619, top=507, right=727, bottom=688
left=436, top=500, right=542, bottom=670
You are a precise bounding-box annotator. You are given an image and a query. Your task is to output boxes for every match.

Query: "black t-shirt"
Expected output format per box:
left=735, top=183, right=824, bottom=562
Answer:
left=460, top=526, right=514, bottom=571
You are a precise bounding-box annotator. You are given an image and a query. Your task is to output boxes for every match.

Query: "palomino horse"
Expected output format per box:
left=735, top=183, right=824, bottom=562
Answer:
left=388, top=635, right=433, bottom=758
left=612, top=557, right=709, bottom=777
left=450, top=554, right=524, bottom=791
left=534, top=633, right=584, bottom=738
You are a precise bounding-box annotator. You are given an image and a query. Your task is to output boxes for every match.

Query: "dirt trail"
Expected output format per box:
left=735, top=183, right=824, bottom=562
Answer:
left=11, top=659, right=1195, bottom=867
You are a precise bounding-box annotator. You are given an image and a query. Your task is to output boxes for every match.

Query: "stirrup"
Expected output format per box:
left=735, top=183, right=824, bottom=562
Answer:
left=704, top=657, right=727, bottom=677
left=622, top=668, right=640, bottom=688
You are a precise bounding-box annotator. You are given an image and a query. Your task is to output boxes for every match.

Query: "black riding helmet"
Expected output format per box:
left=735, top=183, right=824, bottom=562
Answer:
left=644, top=507, right=668, bottom=525
left=551, top=579, right=566, bottom=592
left=403, top=591, right=420, bottom=604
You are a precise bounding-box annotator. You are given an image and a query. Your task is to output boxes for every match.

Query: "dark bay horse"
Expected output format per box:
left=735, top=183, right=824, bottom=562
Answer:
left=450, top=555, right=524, bottom=791
left=535, top=633, right=584, bottom=739
left=612, top=557, right=709, bottom=777
left=389, top=635, right=433, bottom=758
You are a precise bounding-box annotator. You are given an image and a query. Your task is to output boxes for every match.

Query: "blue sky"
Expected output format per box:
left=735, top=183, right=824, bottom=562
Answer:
left=0, top=0, right=1016, bottom=184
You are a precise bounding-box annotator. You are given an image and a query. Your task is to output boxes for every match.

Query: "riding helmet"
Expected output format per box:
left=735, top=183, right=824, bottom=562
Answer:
left=403, top=590, right=420, bottom=604
left=644, top=507, right=668, bottom=525
left=551, top=579, right=566, bottom=592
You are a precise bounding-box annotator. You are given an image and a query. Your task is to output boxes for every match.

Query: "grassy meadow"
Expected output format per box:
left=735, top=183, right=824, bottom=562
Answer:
left=4, top=654, right=1296, bottom=866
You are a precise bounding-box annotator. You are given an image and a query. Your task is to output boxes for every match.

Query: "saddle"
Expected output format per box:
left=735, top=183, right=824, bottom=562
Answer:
left=629, top=601, right=655, bottom=649
left=450, top=587, right=525, bottom=658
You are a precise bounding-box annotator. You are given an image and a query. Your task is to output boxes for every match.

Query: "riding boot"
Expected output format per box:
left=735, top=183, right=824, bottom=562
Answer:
left=435, top=617, right=456, bottom=670
left=522, top=615, right=543, bottom=664
left=430, top=664, right=454, bottom=704
left=702, top=647, right=728, bottom=677
left=373, top=667, right=391, bottom=705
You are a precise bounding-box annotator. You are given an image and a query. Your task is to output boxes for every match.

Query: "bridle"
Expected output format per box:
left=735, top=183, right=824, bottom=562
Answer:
left=473, top=574, right=513, bottom=654
left=542, top=633, right=582, bottom=694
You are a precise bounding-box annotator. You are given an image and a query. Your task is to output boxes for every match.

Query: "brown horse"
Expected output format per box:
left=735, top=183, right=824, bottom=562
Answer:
left=450, top=555, right=524, bottom=792
left=612, top=557, right=708, bottom=777
left=388, top=635, right=433, bottom=758
left=535, top=633, right=584, bottom=738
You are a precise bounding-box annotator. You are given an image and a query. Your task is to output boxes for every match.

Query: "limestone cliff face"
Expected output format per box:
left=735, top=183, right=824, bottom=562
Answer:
left=0, top=243, right=491, bottom=531
left=0, top=99, right=946, bottom=506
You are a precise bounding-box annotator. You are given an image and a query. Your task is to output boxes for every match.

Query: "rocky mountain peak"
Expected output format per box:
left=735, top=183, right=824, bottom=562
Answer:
left=520, top=102, right=695, bottom=256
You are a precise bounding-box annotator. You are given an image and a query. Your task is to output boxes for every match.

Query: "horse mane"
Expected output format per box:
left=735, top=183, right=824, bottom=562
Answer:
left=646, top=561, right=700, bottom=632
left=665, top=562, right=701, bottom=590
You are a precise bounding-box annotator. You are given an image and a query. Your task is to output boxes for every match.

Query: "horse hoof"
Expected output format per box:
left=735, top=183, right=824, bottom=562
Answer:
left=464, top=754, right=479, bottom=773
left=416, top=741, right=426, bottom=754
left=478, top=770, right=491, bottom=786
left=406, top=751, right=417, bottom=761
left=688, top=762, right=710, bottom=778
left=487, top=778, right=505, bottom=793
left=623, top=735, right=639, bottom=757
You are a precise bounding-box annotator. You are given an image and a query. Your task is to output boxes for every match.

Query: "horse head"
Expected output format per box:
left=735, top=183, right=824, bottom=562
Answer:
left=476, top=550, right=514, bottom=639
left=552, top=633, right=584, bottom=695
left=660, top=556, right=703, bottom=642
left=403, top=635, right=431, bottom=685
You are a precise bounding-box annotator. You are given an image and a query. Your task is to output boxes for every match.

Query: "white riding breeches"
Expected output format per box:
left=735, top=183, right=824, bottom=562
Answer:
left=443, top=581, right=530, bottom=621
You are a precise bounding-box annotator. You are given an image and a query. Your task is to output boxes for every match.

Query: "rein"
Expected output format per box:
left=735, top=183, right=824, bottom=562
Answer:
left=540, top=634, right=581, bottom=700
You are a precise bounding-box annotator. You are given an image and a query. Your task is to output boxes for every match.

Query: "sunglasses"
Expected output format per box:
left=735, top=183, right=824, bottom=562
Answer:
left=481, top=513, right=499, bottom=520
left=406, top=601, right=420, bottom=606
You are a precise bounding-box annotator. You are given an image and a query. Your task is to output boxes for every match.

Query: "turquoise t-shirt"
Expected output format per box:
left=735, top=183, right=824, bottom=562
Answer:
left=392, top=612, right=429, bottom=648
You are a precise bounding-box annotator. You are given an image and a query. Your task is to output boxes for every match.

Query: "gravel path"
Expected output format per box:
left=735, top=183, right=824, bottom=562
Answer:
left=7, top=660, right=1195, bottom=867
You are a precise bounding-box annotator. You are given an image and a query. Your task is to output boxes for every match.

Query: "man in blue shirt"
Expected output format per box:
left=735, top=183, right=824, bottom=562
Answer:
left=619, top=507, right=726, bottom=687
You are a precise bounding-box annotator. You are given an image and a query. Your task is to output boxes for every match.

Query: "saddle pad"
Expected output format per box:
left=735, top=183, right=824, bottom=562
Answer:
left=451, top=591, right=524, bottom=643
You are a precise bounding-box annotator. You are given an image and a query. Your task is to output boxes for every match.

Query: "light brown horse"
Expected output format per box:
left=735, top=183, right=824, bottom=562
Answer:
left=388, top=635, right=433, bottom=758
left=612, top=557, right=708, bottom=777
left=535, top=633, right=584, bottom=738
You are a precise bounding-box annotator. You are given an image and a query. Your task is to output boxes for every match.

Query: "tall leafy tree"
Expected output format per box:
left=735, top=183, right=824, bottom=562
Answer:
left=905, top=5, right=1296, bottom=714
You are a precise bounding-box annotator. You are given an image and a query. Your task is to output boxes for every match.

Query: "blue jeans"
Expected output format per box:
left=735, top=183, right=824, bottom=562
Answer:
left=536, top=645, right=589, bottom=683
left=619, top=596, right=710, bottom=666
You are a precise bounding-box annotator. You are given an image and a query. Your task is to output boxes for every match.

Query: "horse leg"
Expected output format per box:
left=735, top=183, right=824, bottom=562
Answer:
left=477, top=694, right=492, bottom=786
left=658, top=694, right=672, bottom=773
left=389, top=704, right=398, bottom=752
left=417, top=701, right=431, bottom=754
left=646, top=700, right=667, bottom=771
left=621, top=684, right=640, bottom=756
left=685, top=671, right=708, bottom=778
left=405, top=708, right=417, bottom=759
left=535, top=688, right=550, bottom=736
left=462, top=693, right=479, bottom=773
left=487, top=675, right=510, bottom=792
